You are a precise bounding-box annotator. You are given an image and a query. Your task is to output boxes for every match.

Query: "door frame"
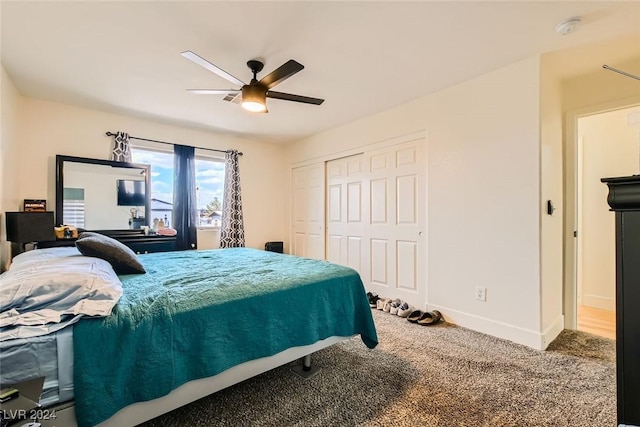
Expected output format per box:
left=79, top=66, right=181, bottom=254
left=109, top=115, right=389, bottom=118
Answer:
left=563, top=96, right=640, bottom=329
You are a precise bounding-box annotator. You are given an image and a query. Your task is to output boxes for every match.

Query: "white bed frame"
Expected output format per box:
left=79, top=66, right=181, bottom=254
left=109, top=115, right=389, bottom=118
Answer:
left=40, top=335, right=352, bottom=427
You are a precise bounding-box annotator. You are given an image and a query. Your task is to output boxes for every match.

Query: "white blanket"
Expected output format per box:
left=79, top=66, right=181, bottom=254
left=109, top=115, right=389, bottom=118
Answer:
left=0, top=248, right=122, bottom=341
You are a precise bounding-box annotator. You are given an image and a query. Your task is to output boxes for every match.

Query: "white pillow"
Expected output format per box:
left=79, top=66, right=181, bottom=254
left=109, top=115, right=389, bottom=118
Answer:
left=0, top=254, right=122, bottom=341
left=10, top=247, right=82, bottom=270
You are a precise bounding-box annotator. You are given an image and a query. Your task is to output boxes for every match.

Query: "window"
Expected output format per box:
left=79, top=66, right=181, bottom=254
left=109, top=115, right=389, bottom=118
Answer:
left=131, top=147, right=174, bottom=228
left=195, top=155, right=225, bottom=227
left=130, top=146, right=225, bottom=228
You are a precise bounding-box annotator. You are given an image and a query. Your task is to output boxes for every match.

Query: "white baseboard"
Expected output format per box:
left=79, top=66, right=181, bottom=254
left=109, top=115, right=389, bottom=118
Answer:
left=541, top=314, right=565, bottom=350
left=428, top=304, right=564, bottom=350
left=582, top=294, right=615, bottom=311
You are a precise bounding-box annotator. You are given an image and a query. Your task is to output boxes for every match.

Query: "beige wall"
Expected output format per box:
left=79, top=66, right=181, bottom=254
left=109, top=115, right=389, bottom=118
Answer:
left=9, top=94, right=288, bottom=252
left=539, top=55, right=565, bottom=347
left=1, top=66, right=22, bottom=270
left=289, top=57, right=551, bottom=349
left=577, top=107, right=639, bottom=311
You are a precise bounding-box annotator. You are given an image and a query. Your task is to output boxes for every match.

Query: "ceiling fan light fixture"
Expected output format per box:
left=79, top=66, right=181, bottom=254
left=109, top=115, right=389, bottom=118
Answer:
left=241, top=85, right=267, bottom=113
left=182, top=52, right=324, bottom=113
left=242, top=101, right=266, bottom=113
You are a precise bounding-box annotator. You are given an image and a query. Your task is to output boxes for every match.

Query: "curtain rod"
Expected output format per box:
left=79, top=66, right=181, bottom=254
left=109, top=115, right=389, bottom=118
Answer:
left=602, top=65, right=640, bottom=81
left=105, top=132, right=243, bottom=156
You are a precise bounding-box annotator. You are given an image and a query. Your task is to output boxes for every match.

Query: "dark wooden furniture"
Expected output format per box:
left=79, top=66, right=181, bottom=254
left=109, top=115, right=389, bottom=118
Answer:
left=37, top=230, right=176, bottom=254
left=264, top=241, right=284, bottom=253
left=5, top=211, right=56, bottom=258
left=602, top=175, right=640, bottom=427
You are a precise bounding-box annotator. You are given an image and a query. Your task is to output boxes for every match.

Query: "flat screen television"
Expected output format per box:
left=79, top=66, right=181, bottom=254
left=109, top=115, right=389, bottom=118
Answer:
left=117, top=179, right=146, bottom=206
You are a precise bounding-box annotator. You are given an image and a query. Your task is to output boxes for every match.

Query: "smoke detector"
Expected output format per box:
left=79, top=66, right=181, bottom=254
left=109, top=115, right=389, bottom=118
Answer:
left=556, top=17, right=581, bottom=35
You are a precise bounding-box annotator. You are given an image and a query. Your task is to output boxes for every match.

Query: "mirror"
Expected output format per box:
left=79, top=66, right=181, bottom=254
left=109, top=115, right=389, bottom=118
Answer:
left=56, top=155, right=151, bottom=231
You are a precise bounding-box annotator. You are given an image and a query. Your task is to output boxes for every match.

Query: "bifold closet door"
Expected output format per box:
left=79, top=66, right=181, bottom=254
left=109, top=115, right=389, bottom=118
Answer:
left=325, top=139, right=426, bottom=308
left=364, top=141, right=426, bottom=308
left=291, top=163, right=325, bottom=259
left=326, top=154, right=366, bottom=270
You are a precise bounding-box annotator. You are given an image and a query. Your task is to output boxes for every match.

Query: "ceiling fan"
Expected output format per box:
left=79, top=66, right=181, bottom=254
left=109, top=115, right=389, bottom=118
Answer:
left=181, top=51, right=325, bottom=113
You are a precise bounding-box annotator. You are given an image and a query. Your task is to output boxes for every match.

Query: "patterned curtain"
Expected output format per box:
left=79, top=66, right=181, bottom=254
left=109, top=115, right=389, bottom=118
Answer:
left=111, top=132, right=132, bottom=162
left=220, top=150, right=245, bottom=248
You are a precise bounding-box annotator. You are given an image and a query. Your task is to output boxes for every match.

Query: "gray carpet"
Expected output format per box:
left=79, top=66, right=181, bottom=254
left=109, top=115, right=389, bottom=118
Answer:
left=141, top=309, right=616, bottom=427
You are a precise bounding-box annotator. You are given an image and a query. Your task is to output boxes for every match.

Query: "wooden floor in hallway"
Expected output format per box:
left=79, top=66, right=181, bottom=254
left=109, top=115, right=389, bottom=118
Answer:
left=577, top=305, right=616, bottom=340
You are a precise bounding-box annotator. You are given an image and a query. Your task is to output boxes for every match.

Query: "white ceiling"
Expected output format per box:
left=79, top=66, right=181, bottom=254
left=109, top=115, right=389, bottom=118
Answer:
left=2, top=1, right=639, bottom=144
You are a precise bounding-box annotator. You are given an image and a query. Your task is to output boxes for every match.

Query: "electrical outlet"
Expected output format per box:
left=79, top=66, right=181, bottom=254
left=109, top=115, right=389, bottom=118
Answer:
left=475, top=287, right=487, bottom=302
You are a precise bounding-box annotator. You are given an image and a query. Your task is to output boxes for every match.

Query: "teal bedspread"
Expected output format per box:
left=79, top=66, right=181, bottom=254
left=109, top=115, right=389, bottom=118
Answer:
left=73, top=248, right=377, bottom=426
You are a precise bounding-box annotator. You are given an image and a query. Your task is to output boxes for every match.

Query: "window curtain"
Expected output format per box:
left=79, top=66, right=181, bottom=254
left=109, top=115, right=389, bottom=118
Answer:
left=220, top=150, right=245, bottom=248
left=111, top=132, right=132, bottom=162
left=173, top=144, right=198, bottom=250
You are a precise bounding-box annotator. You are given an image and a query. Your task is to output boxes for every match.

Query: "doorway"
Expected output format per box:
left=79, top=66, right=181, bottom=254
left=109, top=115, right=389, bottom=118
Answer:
left=574, top=105, right=640, bottom=339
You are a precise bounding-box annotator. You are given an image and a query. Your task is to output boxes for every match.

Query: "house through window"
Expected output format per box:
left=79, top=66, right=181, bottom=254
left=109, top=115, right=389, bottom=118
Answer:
left=130, top=145, right=225, bottom=228
left=195, top=155, right=225, bottom=227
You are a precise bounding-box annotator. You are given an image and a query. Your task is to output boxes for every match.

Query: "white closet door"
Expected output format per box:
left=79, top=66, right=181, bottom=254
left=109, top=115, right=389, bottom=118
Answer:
left=365, top=140, right=426, bottom=308
left=291, top=163, right=325, bottom=259
left=325, top=139, right=426, bottom=308
left=326, top=154, right=365, bottom=270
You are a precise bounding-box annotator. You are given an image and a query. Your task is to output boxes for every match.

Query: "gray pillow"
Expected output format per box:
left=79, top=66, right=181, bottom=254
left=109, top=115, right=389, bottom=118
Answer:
left=75, top=234, right=146, bottom=275
left=77, top=231, right=100, bottom=240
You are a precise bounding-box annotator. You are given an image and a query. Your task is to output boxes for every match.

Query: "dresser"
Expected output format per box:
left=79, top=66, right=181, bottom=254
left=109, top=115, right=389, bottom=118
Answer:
left=37, top=230, right=176, bottom=254
left=601, top=175, right=640, bottom=427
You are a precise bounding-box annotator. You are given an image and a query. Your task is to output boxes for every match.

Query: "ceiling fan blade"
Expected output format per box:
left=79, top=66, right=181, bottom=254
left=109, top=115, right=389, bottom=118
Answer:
left=187, top=89, right=241, bottom=95
left=181, top=51, right=245, bottom=87
left=267, top=91, right=324, bottom=105
left=259, top=60, right=304, bottom=89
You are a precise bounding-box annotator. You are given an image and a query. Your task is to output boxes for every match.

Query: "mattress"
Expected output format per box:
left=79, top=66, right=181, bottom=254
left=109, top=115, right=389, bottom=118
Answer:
left=0, top=326, right=74, bottom=407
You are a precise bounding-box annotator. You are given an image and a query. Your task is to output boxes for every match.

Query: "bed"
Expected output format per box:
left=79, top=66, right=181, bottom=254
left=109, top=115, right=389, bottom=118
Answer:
left=0, top=246, right=378, bottom=427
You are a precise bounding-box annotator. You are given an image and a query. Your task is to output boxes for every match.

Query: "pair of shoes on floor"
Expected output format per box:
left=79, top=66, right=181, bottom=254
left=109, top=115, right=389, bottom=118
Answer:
left=366, top=292, right=414, bottom=319
left=382, top=298, right=413, bottom=318
left=367, top=292, right=380, bottom=308
left=389, top=299, right=402, bottom=315
left=407, top=309, right=442, bottom=326
left=396, top=302, right=412, bottom=318
left=384, top=298, right=402, bottom=313
left=377, top=297, right=392, bottom=310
